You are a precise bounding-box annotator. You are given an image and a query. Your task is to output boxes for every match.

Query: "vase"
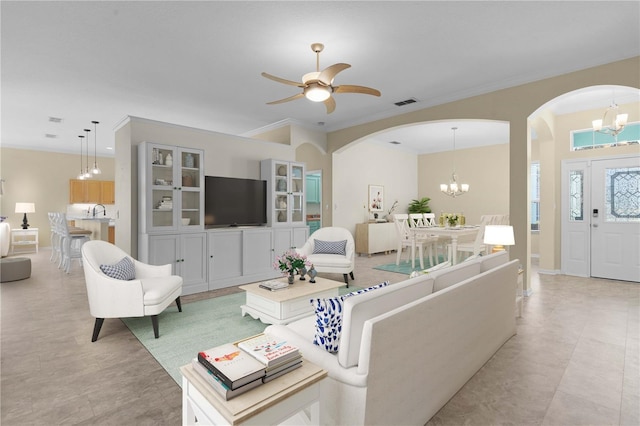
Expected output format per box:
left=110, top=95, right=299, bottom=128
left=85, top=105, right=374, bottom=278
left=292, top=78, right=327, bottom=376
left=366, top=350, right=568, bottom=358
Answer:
left=307, top=266, right=317, bottom=283
left=299, top=266, right=307, bottom=280
left=288, top=272, right=295, bottom=285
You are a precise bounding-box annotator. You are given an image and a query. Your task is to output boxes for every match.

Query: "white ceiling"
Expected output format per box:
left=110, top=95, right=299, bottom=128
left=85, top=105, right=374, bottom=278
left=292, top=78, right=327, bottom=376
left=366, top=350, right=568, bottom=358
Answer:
left=2, top=1, right=639, bottom=157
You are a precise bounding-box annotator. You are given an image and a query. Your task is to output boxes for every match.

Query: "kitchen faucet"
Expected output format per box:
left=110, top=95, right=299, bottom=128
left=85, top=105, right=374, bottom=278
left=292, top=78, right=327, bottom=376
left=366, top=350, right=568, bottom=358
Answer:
left=92, top=204, right=106, bottom=217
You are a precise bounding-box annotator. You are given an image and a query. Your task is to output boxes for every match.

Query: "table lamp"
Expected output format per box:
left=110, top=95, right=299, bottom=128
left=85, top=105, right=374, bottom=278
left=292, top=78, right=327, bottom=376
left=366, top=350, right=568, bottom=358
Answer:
left=15, top=202, right=35, bottom=229
left=483, top=225, right=515, bottom=252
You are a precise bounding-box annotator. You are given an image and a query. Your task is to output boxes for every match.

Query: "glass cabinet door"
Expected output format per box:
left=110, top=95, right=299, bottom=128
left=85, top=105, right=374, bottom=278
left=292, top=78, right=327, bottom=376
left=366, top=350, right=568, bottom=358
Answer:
left=179, top=149, right=202, bottom=228
left=290, top=163, right=305, bottom=224
left=151, top=145, right=178, bottom=229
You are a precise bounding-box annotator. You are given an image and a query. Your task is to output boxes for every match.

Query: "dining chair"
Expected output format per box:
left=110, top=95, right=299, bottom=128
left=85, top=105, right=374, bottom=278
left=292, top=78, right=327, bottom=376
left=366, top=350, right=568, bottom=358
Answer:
left=408, top=213, right=439, bottom=266
left=455, top=214, right=509, bottom=262
left=393, top=213, right=425, bottom=269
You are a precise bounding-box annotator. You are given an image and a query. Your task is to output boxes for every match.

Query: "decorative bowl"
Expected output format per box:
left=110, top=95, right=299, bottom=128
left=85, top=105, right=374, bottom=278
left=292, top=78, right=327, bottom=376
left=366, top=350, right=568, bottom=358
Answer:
left=181, top=218, right=191, bottom=226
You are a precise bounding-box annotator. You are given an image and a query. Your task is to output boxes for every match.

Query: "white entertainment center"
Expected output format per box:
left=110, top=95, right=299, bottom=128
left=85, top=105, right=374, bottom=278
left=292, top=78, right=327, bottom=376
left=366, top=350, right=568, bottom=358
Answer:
left=138, top=142, right=309, bottom=295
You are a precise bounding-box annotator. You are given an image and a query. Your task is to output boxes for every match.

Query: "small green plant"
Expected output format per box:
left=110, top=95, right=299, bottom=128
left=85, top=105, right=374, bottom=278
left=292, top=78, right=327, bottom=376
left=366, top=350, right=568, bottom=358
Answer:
left=408, top=197, right=432, bottom=214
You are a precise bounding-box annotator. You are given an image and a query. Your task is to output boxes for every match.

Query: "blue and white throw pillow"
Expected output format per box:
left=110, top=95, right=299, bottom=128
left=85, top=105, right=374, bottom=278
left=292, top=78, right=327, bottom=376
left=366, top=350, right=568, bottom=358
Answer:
left=313, top=239, right=347, bottom=255
left=310, top=281, right=389, bottom=353
left=100, top=257, right=136, bottom=281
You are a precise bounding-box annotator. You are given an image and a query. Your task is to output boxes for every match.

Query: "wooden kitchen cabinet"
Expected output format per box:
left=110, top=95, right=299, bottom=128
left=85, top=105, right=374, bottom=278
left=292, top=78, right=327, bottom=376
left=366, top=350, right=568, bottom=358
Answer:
left=69, top=179, right=115, bottom=204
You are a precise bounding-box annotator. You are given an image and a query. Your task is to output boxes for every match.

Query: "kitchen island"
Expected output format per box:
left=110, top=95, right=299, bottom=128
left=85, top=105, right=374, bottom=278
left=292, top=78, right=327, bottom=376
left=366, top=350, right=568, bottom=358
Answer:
left=74, top=218, right=114, bottom=242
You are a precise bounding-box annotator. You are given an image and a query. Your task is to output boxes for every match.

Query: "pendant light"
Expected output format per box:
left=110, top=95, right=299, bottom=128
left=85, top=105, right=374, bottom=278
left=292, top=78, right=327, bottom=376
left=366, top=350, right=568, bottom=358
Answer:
left=83, top=128, right=92, bottom=179
left=440, top=126, right=469, bottom=197
left=91, top=120, right=102, bottom=175
left=77, top=135, right=86, bottom=180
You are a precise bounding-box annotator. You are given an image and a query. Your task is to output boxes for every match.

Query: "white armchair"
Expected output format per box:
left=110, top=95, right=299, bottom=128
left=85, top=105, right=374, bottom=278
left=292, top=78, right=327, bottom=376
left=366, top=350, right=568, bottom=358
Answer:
left=296, top=227, right=355, bottom=287
left=81, top=240, right=183, bottom=342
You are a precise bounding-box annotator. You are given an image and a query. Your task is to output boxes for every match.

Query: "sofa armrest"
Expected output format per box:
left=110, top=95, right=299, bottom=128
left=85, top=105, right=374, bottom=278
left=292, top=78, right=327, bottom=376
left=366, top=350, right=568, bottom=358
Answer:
left=265, top=324, right=368, bottom=387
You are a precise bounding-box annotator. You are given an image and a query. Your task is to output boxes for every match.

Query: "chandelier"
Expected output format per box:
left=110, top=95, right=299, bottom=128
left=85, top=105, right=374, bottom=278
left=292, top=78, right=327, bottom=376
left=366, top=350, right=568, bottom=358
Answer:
left=440, top=126, right=469, bottom=197
left=592, top=102, right=628, bottom=137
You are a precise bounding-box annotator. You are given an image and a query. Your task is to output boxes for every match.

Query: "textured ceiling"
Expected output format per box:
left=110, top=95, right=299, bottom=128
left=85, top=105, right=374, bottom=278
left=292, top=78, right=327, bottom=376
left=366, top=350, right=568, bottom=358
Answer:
left=2, top=1, right=639, bottom=156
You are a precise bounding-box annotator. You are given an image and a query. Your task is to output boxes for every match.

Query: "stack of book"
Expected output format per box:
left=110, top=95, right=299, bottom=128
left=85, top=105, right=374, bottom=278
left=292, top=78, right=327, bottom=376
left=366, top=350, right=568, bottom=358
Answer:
left=258, top=280, right=289, bottom=291
left=196, top=343, right=265, bottom=400
left=237, top=333, right=302, bottom=383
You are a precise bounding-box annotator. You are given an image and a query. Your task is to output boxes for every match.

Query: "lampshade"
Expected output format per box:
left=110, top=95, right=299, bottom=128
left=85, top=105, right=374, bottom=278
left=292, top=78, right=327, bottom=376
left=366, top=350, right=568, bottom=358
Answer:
left=484, top=225, right=515, bottom=251
left=15, top=202, right=35, bottom=214
left=304, top=83, right=331, bottom=102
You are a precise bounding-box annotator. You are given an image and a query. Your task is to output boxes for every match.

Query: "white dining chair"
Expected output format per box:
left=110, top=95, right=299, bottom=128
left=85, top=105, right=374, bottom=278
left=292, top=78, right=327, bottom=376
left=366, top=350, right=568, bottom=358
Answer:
left=394, top=213, right=425, bottom=269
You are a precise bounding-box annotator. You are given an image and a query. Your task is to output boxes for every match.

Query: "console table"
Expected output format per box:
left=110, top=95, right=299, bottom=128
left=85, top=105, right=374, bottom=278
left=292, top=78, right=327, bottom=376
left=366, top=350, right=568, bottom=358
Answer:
left=355, top=222, right=396, bottom=256
left=181, top=360, right=326, bottom=425
left=11, top=228, right=39, bottom=254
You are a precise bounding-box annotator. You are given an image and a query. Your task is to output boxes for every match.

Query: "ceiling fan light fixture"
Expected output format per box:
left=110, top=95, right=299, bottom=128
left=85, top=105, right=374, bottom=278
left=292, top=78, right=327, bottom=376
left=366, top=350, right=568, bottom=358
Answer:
left=304, top=84, right=331, bottom=102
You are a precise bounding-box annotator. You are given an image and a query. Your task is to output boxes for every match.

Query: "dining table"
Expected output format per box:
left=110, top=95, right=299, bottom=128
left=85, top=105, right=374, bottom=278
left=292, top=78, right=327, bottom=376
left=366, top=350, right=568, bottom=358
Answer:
left=409, top=225, right=480, bottom=267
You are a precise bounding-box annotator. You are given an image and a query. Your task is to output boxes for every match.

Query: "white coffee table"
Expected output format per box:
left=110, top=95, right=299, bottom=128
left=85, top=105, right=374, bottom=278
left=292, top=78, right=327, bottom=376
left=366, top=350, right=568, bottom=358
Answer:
left=240, top=277, right=344, bottom=325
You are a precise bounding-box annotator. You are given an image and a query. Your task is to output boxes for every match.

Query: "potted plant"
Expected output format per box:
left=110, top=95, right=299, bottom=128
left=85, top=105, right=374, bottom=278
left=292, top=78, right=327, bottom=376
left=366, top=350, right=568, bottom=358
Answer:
left=408, top=197, right=432, bottom=214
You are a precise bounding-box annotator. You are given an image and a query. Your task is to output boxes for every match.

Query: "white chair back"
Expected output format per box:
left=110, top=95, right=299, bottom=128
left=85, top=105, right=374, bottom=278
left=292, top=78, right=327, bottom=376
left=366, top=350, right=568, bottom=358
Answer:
left=393, top=214, right=411, bottom=240
left=408, top=213, right=425, bottom=228
left=423, top=213, right=436, bottom=226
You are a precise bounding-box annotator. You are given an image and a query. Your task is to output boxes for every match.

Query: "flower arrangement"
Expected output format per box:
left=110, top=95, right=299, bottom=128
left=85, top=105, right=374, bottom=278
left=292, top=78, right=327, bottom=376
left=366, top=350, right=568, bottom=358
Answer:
left=446, top=213, right=459, bottom=227
left=274, top=250, right=310, bottom=276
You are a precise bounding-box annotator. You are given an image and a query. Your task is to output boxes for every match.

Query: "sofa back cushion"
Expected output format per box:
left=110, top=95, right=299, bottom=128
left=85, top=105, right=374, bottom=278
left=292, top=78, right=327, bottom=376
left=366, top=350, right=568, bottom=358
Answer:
left=478, top=250, right=509, bottom=272
left=432, top=262, right=481, bottom=293
left=338, top=275, right=434, bottom=368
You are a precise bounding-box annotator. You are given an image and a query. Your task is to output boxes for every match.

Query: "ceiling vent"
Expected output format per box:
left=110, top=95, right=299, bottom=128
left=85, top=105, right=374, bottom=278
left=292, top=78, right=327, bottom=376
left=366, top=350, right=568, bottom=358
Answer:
left=48, top=116, right=63, bottom=123
left=45, top=133, right=58, bottom=139
left=394, top=98, right=418, bottom=107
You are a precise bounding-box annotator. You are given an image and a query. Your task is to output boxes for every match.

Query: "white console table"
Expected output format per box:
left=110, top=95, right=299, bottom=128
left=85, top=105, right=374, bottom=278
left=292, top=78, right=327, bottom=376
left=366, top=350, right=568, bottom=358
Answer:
left=181, top=360, right=326, bottom=425
left=11, top=228, right=39, bottom=254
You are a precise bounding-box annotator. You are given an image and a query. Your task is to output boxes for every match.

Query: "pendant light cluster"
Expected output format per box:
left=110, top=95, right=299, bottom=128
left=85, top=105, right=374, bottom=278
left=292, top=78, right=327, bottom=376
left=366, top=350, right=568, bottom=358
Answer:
left=77, top=121, right=101, bottom=180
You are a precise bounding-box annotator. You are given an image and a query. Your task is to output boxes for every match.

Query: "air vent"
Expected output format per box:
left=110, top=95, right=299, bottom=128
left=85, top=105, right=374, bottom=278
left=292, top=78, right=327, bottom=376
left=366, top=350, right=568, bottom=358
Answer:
left=48, top=116, right=63, bottom=123
left=389, top=141, right=401, bottom=145
left=45, top=133, right=58, bottom=139
left=394, top=98, right=418, bottom=107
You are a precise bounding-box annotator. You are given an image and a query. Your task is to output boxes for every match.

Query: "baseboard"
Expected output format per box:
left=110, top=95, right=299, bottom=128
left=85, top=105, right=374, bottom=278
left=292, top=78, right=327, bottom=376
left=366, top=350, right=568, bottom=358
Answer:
left=537, top=268, right=561, bottom=275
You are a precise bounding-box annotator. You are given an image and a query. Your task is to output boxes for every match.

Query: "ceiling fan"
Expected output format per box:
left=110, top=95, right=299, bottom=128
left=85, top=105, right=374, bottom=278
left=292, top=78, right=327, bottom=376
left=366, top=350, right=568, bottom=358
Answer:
left=262, top=43, right=381, bottom=114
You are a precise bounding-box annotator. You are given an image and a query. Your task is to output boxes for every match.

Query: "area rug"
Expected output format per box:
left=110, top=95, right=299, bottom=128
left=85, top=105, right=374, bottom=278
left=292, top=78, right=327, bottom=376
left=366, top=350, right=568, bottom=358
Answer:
left=122, top=285, right=358, bottom=386
left=374, top=255, right=446, bottom=275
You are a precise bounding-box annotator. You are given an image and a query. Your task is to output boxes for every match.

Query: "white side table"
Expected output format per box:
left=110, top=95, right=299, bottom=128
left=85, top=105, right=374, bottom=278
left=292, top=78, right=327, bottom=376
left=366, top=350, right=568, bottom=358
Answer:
left=11, top=228, right=39, bottom=254
left=181, top=359, right=326, bottom=425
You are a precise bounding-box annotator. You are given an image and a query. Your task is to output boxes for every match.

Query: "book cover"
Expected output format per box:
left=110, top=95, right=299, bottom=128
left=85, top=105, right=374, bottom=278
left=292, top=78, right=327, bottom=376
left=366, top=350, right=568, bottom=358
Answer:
left=190, top=358, right=262, bottom=400
left=197, top=343, right=265, bottom=390
left=262, top=361, right=303, bottom=383
left=237, top=333, right=300, bottom=367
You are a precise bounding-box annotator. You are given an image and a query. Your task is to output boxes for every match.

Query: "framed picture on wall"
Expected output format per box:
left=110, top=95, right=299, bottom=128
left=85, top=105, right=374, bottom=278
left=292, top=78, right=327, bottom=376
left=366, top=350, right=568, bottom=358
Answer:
left=369, top=185, right=384, bottom=212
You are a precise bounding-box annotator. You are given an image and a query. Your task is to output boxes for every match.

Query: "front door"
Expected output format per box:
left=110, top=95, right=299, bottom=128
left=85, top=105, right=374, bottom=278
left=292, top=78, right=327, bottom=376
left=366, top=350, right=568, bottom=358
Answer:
left=590, top=156, right=640, bottom=282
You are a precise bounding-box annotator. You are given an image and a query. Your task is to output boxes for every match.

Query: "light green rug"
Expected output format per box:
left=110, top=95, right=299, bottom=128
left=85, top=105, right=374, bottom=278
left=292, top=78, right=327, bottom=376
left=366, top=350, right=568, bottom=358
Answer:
left=374, top=255, right=446, bottom=275
left=123, top=285, right=358, bottom=386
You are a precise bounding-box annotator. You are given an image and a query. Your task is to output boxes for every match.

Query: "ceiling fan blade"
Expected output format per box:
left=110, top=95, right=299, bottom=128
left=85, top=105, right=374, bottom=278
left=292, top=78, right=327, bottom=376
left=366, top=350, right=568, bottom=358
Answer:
left=261, top=72, right=305, bottom=87
left=318, top=63, right=351, bottom=85
left=266, top=93, right=305, bottom=105
left=324, top=96, right=336, bottom=114
left=334, top=84, right=381, bottom=97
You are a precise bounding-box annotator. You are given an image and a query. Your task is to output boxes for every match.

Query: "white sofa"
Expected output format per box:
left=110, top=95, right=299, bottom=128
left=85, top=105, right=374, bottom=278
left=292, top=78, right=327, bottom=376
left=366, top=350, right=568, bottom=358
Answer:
left=266, top=250, right=519, bottom=425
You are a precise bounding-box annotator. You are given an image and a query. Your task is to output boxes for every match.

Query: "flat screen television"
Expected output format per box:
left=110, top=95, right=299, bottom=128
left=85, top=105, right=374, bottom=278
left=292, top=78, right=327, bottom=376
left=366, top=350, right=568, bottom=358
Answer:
left=204, top=176, right=267, bottom=227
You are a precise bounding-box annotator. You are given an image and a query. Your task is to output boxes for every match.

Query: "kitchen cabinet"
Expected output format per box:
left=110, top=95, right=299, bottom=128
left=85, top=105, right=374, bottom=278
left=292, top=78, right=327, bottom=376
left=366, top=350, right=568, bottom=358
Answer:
left=108, top=226, right=115, bottom=244
left=261, top=159, right=306, bottom=227
left=306, top=174, right=321, bottom=203
left=69, top=179, right=115, bottom=204
left=146, top=232, right=208, bottom=295
left=138, top=141, right=204, bottom=233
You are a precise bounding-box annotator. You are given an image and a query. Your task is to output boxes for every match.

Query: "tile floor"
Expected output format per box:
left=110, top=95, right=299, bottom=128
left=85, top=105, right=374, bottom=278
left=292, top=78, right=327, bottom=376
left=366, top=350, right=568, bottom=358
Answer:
left=1, top=249, right=638, bottom=425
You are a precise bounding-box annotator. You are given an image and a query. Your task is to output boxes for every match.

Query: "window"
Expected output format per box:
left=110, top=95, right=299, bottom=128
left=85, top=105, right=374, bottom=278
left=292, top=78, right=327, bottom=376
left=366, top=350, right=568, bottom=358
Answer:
left=531, top=162, right=540, bottom=231
left=571, top=122, right=640, bottom=151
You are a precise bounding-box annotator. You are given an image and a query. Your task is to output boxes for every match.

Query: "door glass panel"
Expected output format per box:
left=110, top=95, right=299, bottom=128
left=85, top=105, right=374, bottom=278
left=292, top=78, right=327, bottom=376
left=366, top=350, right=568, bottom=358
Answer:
left=569, top=170, right=584, bottom=221
left=605, top=166, right=640, bottom=222
left=291, top=194, right=303, bottom=223
left=275, top=195, right=287, bottom=223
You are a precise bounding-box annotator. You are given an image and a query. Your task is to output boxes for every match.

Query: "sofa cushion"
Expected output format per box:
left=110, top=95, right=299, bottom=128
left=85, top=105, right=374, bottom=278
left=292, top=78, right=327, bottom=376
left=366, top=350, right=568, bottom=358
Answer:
left=100, top=257, right=136, bottom=280
left=338, top=275, right=435, bottom=368
left=306, top=253, right=352, bottom=268
left=311, top=281, right=389, bottom=353
left=313, top=239, right=347, bottom=255
left=432, top=262, right=481, bottom=293
left=479, top=250, right=509, bottom=272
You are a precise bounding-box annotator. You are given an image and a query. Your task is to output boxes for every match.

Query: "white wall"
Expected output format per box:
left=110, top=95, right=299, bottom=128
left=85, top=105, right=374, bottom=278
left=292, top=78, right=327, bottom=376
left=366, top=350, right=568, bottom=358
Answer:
left=332, top=142, right=418, bottom=234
